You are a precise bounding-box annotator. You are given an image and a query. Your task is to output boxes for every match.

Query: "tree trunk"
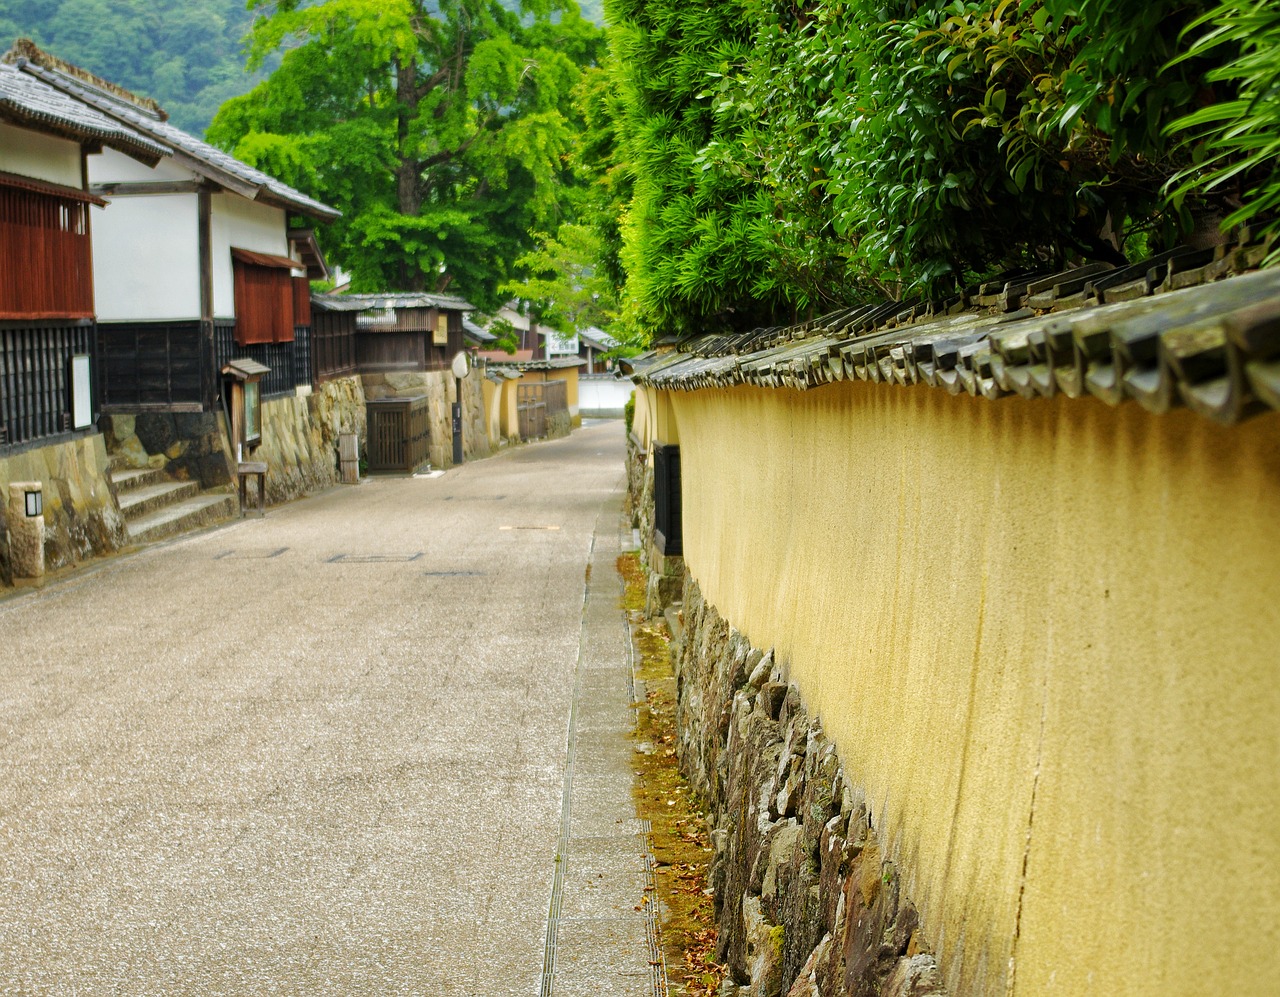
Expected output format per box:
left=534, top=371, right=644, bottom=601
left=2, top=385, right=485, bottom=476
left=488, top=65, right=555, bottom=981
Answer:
left=395, top=55, right=426, bottom=292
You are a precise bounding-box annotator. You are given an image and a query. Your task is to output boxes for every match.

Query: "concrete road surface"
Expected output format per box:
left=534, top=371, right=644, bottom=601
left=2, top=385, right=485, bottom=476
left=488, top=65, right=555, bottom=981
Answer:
left=0, top=421, right=662, bottom=996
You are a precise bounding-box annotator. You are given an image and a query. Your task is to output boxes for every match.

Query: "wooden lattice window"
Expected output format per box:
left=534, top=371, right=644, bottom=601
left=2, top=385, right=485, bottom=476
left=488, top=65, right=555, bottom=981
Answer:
left=0, top=171, right=102, bottom=321
left=231, top=248, right=304, bottom=345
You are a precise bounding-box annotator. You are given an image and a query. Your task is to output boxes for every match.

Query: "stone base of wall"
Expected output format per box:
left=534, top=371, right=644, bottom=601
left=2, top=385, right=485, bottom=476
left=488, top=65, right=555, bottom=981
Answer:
left=0, top=434, right=127, bottom=586
left=626, top=432, right=682, bottom=617
left=674, top=575, right=948, bottom=997
left=362, top=370, right=490, bottom=468
left=100, top=376, right=369, bottom=508
left=102, top=412, right=235, bottom=489
left=253, top=377, right=367, bottom=504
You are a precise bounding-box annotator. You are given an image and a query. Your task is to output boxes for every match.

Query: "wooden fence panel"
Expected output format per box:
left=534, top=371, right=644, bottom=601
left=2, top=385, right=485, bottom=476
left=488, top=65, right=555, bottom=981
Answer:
left=517, top=382, right=547, bottom=440
left=98, top=321, right=204, bottom=410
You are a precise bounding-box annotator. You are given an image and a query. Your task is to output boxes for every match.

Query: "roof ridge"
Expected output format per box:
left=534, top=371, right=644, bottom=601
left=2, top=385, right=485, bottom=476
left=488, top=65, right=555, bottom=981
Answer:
left=3, top=38, right=166, bottom=121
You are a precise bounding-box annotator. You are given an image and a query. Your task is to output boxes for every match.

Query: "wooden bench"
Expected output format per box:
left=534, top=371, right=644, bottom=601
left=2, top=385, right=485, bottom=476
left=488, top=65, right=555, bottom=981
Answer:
left=237, top=461, right=268, bottom=517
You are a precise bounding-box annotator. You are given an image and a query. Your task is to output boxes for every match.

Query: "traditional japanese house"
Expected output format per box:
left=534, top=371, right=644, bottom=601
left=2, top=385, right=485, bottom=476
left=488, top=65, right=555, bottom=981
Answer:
left=0, top=57, right=171, bottom=580
left=5, top=41, right=340, bottom=417
left=337, top=292, right=474, bottom=376
left=577, top=326, right=618, bottom=375
left=0, top=58, right=166, bottom=450
left=485, top=356, right=584, bottom=439
left=312, top=291, right=488, bottom=469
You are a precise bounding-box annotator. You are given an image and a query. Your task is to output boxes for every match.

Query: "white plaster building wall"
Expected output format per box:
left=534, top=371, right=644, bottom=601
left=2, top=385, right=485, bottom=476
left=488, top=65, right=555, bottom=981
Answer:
left=91, top=193, right=200, bottom=321
left=88, top=145, right=191, bottom=184
left=0, top=121, right=81, bottom=186
left=578, top=376, right=633, bottom=417
left=210, top=193, right=292, bottom=320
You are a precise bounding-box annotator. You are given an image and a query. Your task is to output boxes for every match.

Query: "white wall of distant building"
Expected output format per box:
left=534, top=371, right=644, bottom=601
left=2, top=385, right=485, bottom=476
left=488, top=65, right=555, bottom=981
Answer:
left=579, top=375, right=633, bottom=418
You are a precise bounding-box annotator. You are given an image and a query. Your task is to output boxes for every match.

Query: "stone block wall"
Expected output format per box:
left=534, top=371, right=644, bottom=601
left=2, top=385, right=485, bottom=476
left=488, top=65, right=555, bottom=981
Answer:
left=625, top=432, right=683, bottom=616
left=100, top=375, right=369, bottom=507
left=253, top=376, right=367, bottom=504
left=0, top=434, right=127, bottom=586
left=102, top=412, right=235, bottom=489
left=362, top=369, right=490, bottom=468
left=674, top=576, right=947, bottom=997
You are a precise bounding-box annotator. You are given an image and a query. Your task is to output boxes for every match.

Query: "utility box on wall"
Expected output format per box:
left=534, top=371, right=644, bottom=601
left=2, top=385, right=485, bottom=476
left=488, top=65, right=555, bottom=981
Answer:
left=652, top=443, right=682, bottom=557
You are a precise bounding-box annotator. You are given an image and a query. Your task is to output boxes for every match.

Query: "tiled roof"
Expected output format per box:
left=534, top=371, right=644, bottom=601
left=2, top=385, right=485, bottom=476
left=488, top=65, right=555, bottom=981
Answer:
left=579, top=326, right=619, bottom=351
left=463, top=318, right=497, bottom=343
left=489, top=357, right=588, bottom=372
left=7, top=44, right=338, bottom=222
left=333, top=292, right=476, bottom=312
left=0, top=61, right=168, bottom=164
left=630, top=244, right=1280, bottom=426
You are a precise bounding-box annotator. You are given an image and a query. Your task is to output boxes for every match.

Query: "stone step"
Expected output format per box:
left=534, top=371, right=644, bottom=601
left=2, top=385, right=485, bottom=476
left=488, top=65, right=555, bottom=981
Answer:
left=117, top=479, right=203, bottom=522
left=110, top=466, right=169, bottom=495
left=126, top=493, right=238, bottom=546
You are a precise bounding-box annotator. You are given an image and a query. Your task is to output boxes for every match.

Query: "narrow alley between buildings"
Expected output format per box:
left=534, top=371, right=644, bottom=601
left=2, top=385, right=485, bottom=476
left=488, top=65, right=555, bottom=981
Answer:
left=0, top=421, right=664, bottom=996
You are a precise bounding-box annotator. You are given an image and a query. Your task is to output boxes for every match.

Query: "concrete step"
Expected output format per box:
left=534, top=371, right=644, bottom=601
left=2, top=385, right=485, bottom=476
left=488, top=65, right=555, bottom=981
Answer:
left=117, top=479, right=203, bottom=522
left=110, top=466, right=169, bottom=495
left=127, top=493, right=238, bottom=545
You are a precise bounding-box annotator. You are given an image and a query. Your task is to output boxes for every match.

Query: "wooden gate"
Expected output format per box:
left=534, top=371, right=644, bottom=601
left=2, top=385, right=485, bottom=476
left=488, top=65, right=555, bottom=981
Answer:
left=517, top=382, right=547, bottom=440
left=366, top=396, right=431, bottom=473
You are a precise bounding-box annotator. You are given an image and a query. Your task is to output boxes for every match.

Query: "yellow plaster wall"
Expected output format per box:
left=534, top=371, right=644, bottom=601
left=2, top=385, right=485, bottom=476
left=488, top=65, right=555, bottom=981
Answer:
left=501, top=379, right=520, bottom=439
left=669, top=381, right=1280, bottom=996
left=634, top=384, right=655, bottom=449
left=481, top=379, right=502, bottom=447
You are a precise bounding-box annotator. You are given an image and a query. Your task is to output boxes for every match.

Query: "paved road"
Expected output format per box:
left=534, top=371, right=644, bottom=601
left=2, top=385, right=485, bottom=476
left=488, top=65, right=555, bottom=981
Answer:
left=0, top=421, right=658, bottom=996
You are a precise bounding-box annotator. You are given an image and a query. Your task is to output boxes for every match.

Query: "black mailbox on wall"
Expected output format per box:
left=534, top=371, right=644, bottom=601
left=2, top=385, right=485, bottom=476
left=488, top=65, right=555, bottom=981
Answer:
left=653, top=443, right=683, bottom=557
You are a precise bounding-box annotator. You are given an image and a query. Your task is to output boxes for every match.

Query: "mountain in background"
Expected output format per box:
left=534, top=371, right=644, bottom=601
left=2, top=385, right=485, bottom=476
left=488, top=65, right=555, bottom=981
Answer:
left=0, top=0, right=605, bottom=137
left=0, top=0, right=264, bottom=135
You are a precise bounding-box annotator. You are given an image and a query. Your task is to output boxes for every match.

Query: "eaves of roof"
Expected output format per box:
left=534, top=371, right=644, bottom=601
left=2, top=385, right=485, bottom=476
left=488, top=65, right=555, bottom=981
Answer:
left=0, top=61, right=169, bottom=165
left=333, top=292, right=477, bottom=312
left=489, top=357, right=588, bottom=372
left=463, top=318, right=497, bottom=343
left=633, top=245, right=1280, bottom=427
left=11, top=48, right=339, bottom=222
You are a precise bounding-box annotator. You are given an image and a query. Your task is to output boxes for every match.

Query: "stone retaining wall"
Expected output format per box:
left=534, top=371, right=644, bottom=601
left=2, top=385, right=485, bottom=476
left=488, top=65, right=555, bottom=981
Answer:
left=100, top=375, right=368, bottom=507
left=253, top=376, right=367, bottom=504
left=0, top=434, right=127, bottom=585
left=674, top=577, right=947, bottom=997
left=625, top=431, right=683, bottom=616
left=102, top=412, right=235, bottom=489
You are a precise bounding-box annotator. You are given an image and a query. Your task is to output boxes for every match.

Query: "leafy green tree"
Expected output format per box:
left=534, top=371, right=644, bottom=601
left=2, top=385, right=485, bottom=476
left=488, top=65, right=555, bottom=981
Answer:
left=207, top=0, right=603, bottom=306
left=1166, top=0, right=1280, bottom=259
left=601, top=0, right=793, bottom=340
left=501, top=222, right=617, bottom=332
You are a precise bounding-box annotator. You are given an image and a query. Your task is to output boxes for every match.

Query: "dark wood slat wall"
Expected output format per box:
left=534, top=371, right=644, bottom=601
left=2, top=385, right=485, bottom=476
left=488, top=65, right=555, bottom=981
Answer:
left=0, top=321, right=93, bottom=448
left=0, top=187, right=94, bottom=320
left=97, top=321, right=204, bottom=409
left=312, top=311, right=357, bottom=384
left=214, top=321, right=312, bottom=400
